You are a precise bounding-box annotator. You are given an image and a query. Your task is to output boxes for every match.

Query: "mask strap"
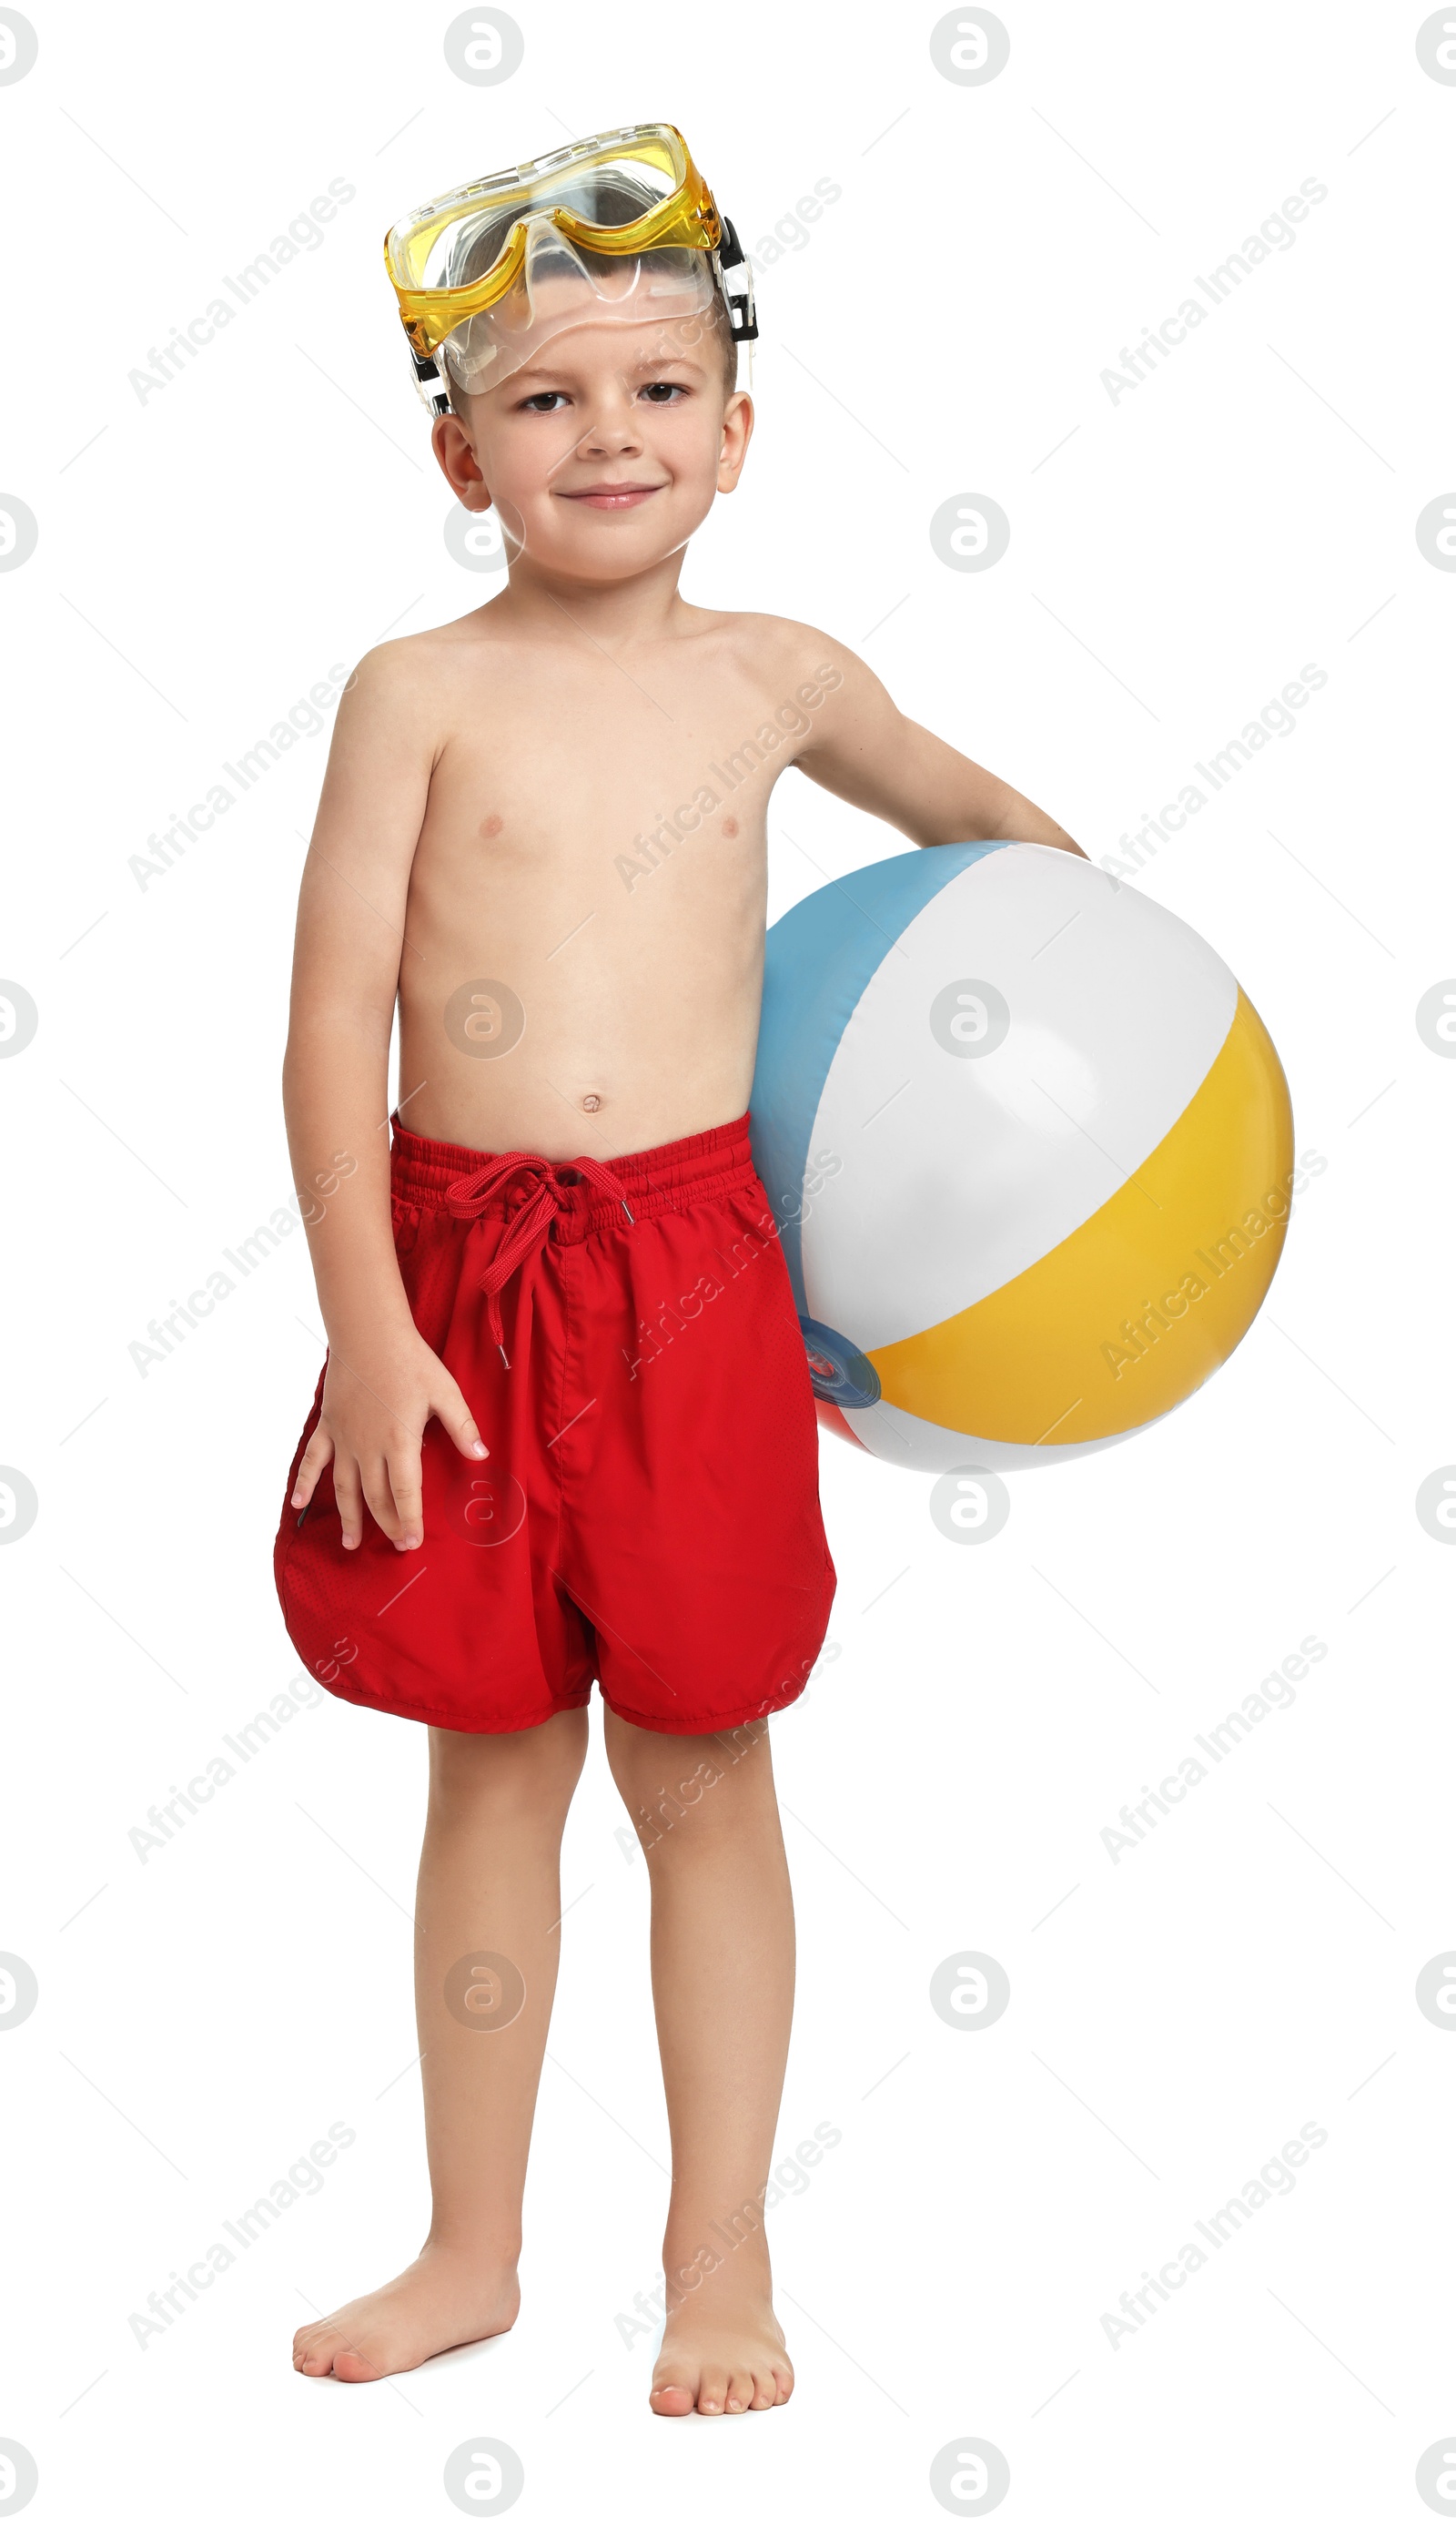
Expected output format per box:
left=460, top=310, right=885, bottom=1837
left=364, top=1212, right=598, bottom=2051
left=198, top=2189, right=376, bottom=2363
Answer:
left=412, top=349, right=450, bottom=417
left=715, top=214, right=758, bottom=343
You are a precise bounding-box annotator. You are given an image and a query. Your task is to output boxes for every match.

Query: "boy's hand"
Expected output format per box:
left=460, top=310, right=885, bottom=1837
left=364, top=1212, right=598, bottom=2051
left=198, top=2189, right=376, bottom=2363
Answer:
left=290, top=1331, right=488, bottom=1551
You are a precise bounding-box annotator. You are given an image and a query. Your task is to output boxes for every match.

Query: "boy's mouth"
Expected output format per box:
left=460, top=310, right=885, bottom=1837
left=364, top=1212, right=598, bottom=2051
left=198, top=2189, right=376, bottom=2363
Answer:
left=557, top=482, right=665, bottom=510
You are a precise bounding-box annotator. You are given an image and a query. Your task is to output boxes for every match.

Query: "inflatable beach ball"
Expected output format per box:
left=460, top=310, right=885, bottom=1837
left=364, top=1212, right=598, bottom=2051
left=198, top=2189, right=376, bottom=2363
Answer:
left=749, top=842, right=1293, bottom=1471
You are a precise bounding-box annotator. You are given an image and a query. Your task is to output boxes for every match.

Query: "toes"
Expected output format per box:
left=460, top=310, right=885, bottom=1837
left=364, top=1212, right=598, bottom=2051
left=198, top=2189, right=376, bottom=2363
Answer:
left=331, top=2348, right=384, bottom=2384
left=650, top=2339, right=794, bottom=2418
left=292, top=2321, right=335, bottom=2373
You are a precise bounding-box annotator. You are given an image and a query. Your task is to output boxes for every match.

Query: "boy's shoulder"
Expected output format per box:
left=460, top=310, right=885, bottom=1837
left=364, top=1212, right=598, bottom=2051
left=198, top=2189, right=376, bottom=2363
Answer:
left=329, top=614, right=511, bottom=744
left=681, top=603, right=840, bottom=649
left=345, top=612, right=498, bottom=691
left=337, top=606, right=865, bottom=715
left=679, top=604, right=861, bottom=684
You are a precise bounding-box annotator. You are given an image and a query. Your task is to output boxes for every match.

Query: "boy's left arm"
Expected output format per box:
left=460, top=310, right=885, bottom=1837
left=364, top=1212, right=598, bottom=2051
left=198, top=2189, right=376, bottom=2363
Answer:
left=789, top=635, right=1087, bottom=858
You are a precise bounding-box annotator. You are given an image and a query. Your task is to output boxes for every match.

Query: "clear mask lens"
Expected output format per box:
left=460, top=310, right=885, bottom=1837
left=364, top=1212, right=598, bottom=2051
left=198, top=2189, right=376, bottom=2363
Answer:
left=440, top=220, right=716, bottom=396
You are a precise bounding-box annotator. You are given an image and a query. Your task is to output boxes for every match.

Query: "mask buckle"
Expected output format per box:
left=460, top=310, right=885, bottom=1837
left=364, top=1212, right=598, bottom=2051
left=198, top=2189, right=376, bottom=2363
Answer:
left=411, top=347, right=450, bottom=416
left=714, top=214, right=758, bottom=343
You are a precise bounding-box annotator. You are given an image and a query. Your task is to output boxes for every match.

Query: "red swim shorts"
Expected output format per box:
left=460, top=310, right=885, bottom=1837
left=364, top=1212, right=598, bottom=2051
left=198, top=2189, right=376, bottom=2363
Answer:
left=274, top=1111, right=836, bottom=1737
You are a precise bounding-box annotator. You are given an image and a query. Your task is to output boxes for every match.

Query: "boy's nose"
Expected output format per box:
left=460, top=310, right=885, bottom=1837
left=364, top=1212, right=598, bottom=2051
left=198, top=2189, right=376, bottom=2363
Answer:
left=580, top=407, right=642, bottom=451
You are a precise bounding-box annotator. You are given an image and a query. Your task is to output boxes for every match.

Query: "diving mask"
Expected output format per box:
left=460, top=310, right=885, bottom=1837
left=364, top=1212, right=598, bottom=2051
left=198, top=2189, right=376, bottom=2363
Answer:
left=384, top=121, right=757, bottom=413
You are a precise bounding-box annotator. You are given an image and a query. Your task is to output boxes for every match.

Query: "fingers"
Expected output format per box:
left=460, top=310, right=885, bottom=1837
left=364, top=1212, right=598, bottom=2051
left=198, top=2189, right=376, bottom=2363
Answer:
left=359, top=1455, right=420, bottom=1552
left=431, top=1373, right=489, bottom=1464
left=298, top=1353, right=480, bottom=1552
left=329, top=1451, right=420, bottom=1553
left=290, top=1422, right=334, bottom=1510
left=332, top=1454, right=366, bottom=1551
left=292, top=1426, right=390, bottom=1553
left=384, top=1449, right=424, bottom=1553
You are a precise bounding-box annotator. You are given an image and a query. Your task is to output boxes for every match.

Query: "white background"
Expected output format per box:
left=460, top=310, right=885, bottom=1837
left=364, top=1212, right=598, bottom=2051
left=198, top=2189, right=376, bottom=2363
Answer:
left=4, top=2, right=1455, bottom=2520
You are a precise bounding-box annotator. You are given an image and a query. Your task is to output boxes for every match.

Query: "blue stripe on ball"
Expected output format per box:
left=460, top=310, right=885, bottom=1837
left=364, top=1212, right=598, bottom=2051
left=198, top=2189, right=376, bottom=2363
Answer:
left=750, top=841, right=1009, bottom=1309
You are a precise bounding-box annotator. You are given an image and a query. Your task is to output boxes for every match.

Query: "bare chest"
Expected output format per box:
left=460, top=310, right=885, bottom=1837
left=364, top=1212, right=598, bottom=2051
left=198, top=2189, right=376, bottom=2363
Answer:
left=410, top=670, right=806, bottom=918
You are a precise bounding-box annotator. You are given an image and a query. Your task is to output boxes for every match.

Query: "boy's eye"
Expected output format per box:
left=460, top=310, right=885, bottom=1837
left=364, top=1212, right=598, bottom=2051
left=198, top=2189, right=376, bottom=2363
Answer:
left=640, top=380, right=687, bottom=403
left=520, top=391, right=569, bottom=412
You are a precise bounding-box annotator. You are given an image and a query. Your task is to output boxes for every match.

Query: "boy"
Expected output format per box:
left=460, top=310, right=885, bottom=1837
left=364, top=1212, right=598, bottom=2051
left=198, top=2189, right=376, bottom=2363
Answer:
left=278, top=124, right=1082, bottom=2415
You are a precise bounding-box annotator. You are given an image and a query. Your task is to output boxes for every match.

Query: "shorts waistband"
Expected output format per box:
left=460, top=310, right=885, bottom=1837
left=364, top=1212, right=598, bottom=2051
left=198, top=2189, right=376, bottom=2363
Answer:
left=389, top=1110, right=759, bottom=1239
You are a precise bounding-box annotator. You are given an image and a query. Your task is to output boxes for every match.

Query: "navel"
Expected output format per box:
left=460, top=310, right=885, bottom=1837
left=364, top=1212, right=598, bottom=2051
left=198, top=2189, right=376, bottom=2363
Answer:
left=581, top=1093, right=602, bottom=1112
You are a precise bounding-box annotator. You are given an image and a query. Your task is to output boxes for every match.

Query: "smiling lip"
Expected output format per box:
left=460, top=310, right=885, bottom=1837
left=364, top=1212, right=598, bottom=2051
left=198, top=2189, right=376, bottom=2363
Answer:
left=558, top=482, right=665, bottom=508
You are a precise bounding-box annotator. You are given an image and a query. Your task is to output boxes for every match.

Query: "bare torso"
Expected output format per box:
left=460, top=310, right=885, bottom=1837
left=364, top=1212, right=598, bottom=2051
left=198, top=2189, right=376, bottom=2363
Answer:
left=398, top=603, right=838, bottom=1160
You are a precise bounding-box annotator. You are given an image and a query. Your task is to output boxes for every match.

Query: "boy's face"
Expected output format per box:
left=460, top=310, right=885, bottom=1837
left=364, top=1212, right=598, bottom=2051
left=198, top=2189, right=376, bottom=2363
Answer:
left=430, top=298, right=753, bottom=585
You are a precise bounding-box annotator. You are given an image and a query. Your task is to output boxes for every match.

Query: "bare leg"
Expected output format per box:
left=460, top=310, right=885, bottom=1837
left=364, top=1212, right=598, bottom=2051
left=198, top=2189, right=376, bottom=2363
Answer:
left=603, top=1709, right=796, bottom=2417
left=293, top=1705, right=588, bottom=2381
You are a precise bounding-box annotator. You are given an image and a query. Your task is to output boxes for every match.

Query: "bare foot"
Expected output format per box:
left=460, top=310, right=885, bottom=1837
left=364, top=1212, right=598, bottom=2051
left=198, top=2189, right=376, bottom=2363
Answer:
left=649, top=2279, right=794, bottom=2417
left=292, top=2243, right=520, bottom=2382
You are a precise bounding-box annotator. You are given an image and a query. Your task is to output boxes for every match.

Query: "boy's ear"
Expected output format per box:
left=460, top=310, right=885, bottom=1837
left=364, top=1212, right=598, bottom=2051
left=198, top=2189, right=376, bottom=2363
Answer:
left=431, top=411, right=493, bottom=512
left=717, top=391, right=754, bottom=494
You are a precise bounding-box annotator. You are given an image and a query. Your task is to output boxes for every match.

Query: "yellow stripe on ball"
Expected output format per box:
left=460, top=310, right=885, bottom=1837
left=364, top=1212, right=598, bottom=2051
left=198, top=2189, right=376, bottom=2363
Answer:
left=867, top=989, right=1294, bottom=1444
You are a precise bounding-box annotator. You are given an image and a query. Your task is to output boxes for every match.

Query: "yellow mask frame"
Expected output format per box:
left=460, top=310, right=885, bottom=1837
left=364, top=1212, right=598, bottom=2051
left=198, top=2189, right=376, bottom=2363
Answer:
left=385, top=123, right=751, bottom=379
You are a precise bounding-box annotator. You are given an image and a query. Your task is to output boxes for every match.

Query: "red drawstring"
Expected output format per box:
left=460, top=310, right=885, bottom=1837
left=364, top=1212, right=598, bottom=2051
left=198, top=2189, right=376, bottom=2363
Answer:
left=442, top=1151, right=634, bottom=1367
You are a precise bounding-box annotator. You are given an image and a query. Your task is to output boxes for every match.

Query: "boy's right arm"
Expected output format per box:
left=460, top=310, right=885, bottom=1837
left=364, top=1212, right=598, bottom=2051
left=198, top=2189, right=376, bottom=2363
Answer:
left=282, top=644, right=486, bottom=1554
